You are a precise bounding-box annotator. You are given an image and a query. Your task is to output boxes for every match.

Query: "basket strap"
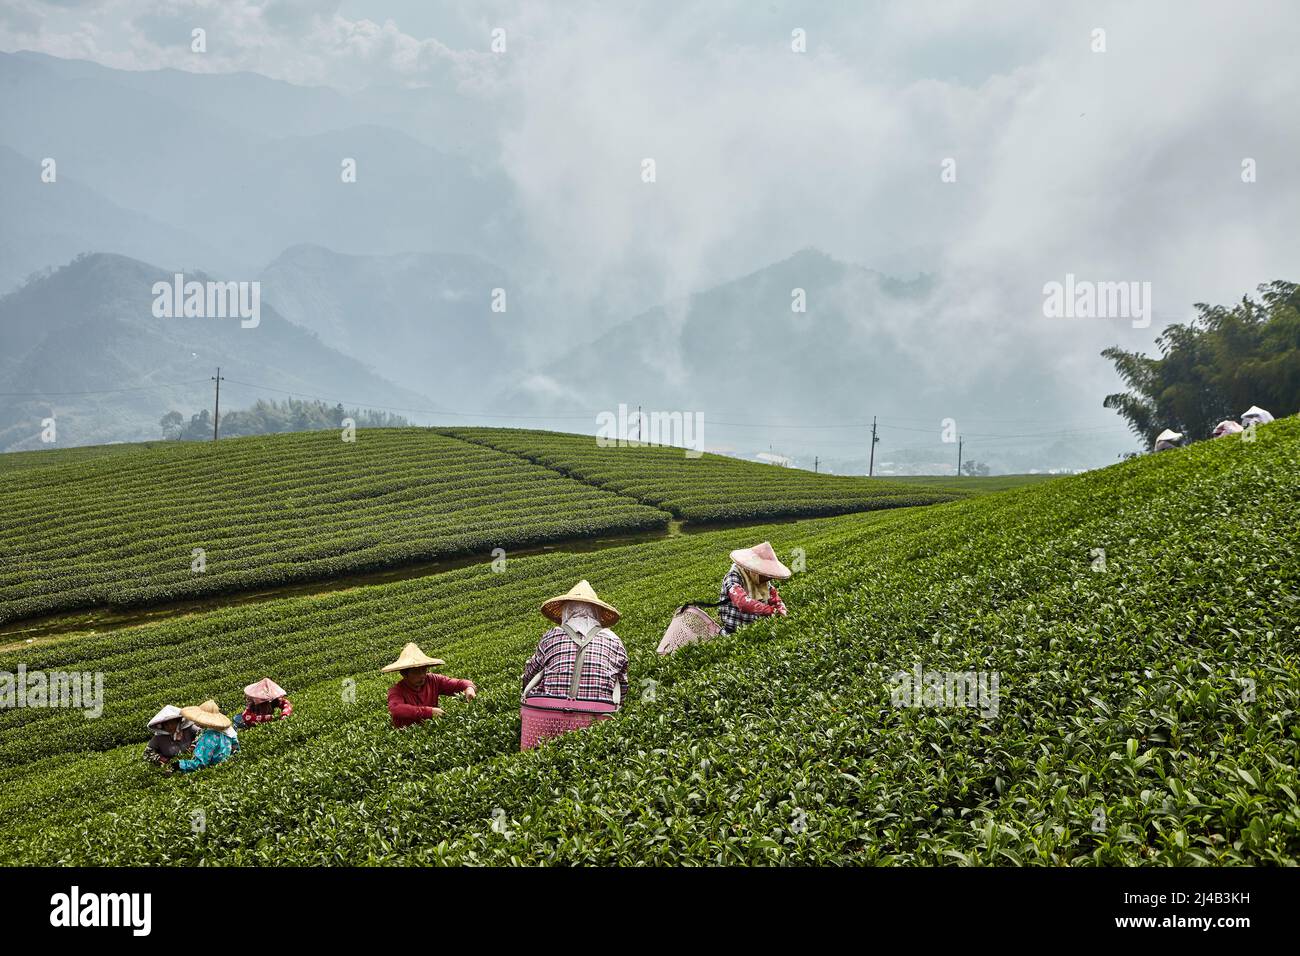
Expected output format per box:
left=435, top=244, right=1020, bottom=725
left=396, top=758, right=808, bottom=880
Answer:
left=682, top=599, right=726, bottom=610
left=560, top=623, right=602, bottom=701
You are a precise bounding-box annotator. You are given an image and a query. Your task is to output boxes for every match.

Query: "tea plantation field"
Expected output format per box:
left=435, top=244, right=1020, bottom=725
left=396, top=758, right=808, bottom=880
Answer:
left=0, top=418, right=1295, bottom=865
left=887, top=474, right=1058, bottom=494
left=0, top=428, right=959, bottom=626
left=444, top=426, right=958, bottom=521
left=0, top=429, right=672, bottom=624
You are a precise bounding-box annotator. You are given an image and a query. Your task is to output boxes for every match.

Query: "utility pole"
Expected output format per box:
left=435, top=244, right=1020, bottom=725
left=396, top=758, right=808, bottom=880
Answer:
left=814, top=455, right=819, bottom=474
left=957, top=435, right=963, bottom=477
left=211, top=367, right=224, bottom=441
left=868, top=416, right=880, bottom=477
left=637, top=404, right=642, bottom=443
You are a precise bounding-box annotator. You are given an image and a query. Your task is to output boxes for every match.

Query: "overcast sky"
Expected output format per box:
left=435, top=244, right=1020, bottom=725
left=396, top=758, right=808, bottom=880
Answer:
left=3, top=0, right=1298, bottom=457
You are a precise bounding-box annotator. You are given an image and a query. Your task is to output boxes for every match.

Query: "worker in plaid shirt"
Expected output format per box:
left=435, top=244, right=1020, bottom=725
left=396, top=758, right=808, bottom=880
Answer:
left=522, top=581, right=629, bottom=707
left=718, top=541, right=792, bottom=634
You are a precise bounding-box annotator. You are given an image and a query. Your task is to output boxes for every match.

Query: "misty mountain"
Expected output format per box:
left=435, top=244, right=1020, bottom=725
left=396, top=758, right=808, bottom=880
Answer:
left=0, top=253, right=434, bottom=451
left=4, top=50, right=495, bottom=153
left=259, top=244, right=522, bottom=401
left=0, top=144, right=233, bottom=294
left=500, top=249, right=1126, bottom=471
left=0, top=51, right=523, bottom=276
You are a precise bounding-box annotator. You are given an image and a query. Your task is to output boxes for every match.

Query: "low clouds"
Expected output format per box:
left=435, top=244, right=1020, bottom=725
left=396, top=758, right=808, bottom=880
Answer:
left=0, top=0, right=495, bottom=87
left=3, top=0, right=1297, bottom=455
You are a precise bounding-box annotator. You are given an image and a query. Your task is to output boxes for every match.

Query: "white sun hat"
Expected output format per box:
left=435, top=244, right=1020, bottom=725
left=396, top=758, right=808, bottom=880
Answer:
left=147, top=705, right=186, bottom=731
left=1241, top=406, right=1274, bottom=426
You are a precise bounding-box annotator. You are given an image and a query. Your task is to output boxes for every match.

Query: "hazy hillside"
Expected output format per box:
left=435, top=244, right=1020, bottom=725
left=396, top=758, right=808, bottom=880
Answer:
left=0, top=253, right=433, bottom=450
left=260, top=244, right=522, bottom=400
left=3, top=50, right=496, bottom=153
left=500, top=249, right=1129, bottom=471
left=0, top=144, right=232, bottom=294
left=0, top=52, right=522, bottom=274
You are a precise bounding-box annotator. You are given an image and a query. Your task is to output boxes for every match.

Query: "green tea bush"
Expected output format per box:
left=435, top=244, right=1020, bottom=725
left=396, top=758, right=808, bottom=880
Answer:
left=443, top=427, right=960, bottom=520
left=0, top=419, right=1295, bottom=865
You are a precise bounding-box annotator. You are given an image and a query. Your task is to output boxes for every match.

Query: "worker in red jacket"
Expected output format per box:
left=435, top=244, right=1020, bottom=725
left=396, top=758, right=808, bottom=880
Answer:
left=382, top=642, right=477, bottom=728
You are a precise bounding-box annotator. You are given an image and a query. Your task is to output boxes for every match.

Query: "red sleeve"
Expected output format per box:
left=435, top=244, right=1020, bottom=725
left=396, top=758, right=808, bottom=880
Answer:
left=728, top=583, right=777, bottom=615
left=434, top=675, right=474, bottom=696
left=768, top=585, right=786, bottom=615
left=279, top=697, right=293, bottom=718
left=387, top=684, right=429, bottom=724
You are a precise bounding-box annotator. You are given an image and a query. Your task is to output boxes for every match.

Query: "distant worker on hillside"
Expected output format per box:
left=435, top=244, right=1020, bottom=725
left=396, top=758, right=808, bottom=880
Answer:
left=232, top=677, right=294, bottom=729
left=718, top=541, right=790, bottom=634
left=176, top=700, right=239, bottom=774
left=383, top=643, right=476, bottom=729
left=1212, top=420, right=1244, bottom=438
left=1242, top=405, right=1275, bottom=427
left=1154, top=429, right=1183, bottom=451
left=142, top=705, right=197, bottom=772
left=520, top=580, right=628, bottom=750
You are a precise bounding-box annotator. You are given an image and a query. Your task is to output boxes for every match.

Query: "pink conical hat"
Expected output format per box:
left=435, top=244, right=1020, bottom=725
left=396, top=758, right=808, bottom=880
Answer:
left=243, top=677, right=287, bottom=703
left=1212, top=420, right=1244, bottom=438
left=729, top=541, right=792, bottom=580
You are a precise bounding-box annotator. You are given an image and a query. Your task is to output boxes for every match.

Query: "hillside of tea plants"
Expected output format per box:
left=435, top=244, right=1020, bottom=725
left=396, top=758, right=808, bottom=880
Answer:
left=0, top=429, right=669, bottom=625
left=443, top=427, right=959, bottom=521
left=0, top=418, right=1295, bottom=865
left=0, top=428, right=961, bottom=626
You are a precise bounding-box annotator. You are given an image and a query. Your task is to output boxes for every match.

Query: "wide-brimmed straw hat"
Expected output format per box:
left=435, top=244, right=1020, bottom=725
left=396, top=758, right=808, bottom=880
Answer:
left=181, top=699, right=232, bottom=731
left=381, top=642, right=446, bottom=674
left=730, top=541, right=792, bottom=580
left=243, top=677, right=287, bottom=703
left=540, top=580, right=620, bottom=627
left=1212, top=420, right=1244, bottom=438
left=147, top=704, right=185, bottom=731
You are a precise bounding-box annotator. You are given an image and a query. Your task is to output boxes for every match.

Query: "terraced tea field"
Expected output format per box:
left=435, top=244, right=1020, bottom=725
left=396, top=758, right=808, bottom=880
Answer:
left=444, top=427, right=958, bottom=521
left=1, top=418, right=1295, bottom=865
left=0, top=428, right=961, bottom=627
left=887, top=474, right=1058, bottom=494
left=0, top=430, right=669, bottom=624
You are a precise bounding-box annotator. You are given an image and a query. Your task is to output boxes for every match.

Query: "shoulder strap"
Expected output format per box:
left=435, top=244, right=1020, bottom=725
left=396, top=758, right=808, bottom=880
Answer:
left=680, top=600, right=726, bottom=612
left=560, top=623, right=620, bottom=705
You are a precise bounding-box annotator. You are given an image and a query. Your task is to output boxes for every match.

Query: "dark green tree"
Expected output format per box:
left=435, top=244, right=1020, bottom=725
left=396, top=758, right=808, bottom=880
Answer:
left=1103, top=280, right=1299, bottom=447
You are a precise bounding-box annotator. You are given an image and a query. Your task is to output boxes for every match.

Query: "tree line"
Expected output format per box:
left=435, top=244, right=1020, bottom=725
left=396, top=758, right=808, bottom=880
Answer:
left=160, top=398, right=409, bottom=441
left=1103, top=280, right=1299, bottom=448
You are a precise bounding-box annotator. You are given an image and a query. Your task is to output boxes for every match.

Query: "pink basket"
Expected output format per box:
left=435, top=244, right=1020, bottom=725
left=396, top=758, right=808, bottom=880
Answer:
left=657, top=604, right=722, bottom=655
left=520, top=697, right=617, bottom=751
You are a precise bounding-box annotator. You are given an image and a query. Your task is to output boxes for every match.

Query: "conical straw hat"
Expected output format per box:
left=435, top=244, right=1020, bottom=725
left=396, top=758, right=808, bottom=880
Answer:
left=147, top=704, right=184, bottom=730
left=729, top=541, right=792, bottom=580
left=181, top=699, right=232, bottom=731
left=381, top=642, right=446, bottom=674
left=540, top=580, right=620, bottom=626
left=1155, top=429, right=1183, bottom=443
left=243, top=677, right=287, bottom=703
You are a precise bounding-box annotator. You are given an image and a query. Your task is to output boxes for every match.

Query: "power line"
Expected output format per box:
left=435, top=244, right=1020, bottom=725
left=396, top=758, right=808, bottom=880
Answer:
left=1, top=370, right=1138, bottom=445
left=0, top=380, right=209, bottom=397
left=220, top=378, right=594, bottom=421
